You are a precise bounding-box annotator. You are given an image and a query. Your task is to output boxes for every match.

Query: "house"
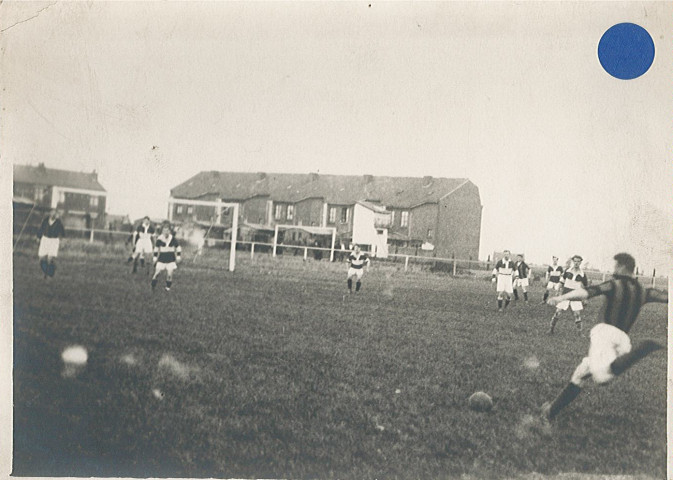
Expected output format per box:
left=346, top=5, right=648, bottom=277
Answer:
left=13, top=163, right=107, bottom=230
left=169, top=172, right=482, bottom=260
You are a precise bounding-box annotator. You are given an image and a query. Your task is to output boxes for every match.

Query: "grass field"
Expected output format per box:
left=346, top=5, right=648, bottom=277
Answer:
left=12, top=244, right=668, bottom=478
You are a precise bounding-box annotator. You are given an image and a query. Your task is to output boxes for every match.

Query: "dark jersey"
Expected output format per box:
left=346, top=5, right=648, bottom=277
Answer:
left=154, top=235, right=181, bottom=263
left=561, top=269, right=588, bottom=293
left=515, top=261, right=530, bottom=278
left=585, top=275, right=668, bottom=333
left=37, top=217, right=65, bottom=239
left=547, top=265, right=564, bottom=283
left=133, top=223, right=155, bottom=244
left=492, top=259, right=517, bottom=277
left=348, top=252, right=370, bottom=269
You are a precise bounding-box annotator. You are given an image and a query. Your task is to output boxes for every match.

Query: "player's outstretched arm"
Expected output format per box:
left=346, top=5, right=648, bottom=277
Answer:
left=547, top=288, right=589, bottom=306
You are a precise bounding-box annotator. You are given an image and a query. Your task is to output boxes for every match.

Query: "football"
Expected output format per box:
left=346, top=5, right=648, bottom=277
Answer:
left=468, top=391, right=493, bottom=412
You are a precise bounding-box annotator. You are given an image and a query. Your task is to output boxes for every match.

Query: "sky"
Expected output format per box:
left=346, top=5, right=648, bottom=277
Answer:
left=1, top=1, right=672, bottom=272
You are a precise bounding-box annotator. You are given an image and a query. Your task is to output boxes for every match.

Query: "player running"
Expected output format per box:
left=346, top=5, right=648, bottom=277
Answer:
left=542, top=256, right=564, bottom=304
left=513, top=254, right=531, bottom=303
left=549, top=254, right=588, bottom=333
left=347, top=245, right=370, bottom=294
left=542, top=252, right=667, bottom=421
left=491, top=250, right=518, bottom=312
left=37, top=209, right=65, bottom=278
left=129, top=216, right=155, bottom=274
left=151, top=221, right=182, bottom=291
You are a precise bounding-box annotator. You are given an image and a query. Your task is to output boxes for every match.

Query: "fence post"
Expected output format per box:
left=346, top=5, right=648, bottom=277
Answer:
left=304, top=247, right=308, bottom=261
left=404, top=255, right=409, bottom=272
left=452, top=258, right=457, bottom=276
left=251, top=242, right=255, bottom=260
left=89, top=228, right=94, bottom=243
left=602, top=272, right=607, bottom=282
left=652, top=275, right=655, bottom=288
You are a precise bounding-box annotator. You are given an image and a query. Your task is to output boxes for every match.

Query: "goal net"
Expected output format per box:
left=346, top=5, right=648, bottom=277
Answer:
left=167, top=197, right=239, bottom=271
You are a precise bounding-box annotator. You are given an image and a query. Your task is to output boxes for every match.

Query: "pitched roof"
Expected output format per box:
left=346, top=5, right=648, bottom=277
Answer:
left=13, top=164, right=106, bottom=192
left=171, top=172, right=474, bottom=208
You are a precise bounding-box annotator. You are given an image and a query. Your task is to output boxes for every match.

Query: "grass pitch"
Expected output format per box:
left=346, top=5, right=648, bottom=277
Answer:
left=12, top=247, right=667, bottom=478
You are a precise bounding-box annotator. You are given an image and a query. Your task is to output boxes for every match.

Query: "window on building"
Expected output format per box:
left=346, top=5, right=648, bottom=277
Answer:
left=401, top=210, right=409, bottom=227
left=328, top=207, right=337, bottom=224
left=90, top=196, right=98, bottom=207
left=390, top=210, right=395, bottom=225
left=34, top=186, right=45, bottom=202
left=176, top=205, right=183, bottom=214
left=341, top=207, right=350, bottom=223
left=58, top=191, right=66, bottom=205
left=427, top=228, right=433, bottom=239
left=187, top=206, right=194, bottom=214
left=274, top=204, right=282, bottom=220
left=286, top=205, right=294, bottom=220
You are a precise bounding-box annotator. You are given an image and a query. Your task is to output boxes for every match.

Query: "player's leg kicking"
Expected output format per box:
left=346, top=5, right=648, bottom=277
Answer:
left=542, top=324, right=663, bottom=421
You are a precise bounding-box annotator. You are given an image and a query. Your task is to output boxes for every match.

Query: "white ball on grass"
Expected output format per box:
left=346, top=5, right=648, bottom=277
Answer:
left=468, top=391, right=493, bottom=412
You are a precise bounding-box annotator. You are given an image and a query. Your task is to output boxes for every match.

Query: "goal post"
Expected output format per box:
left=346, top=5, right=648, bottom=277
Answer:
left=167, top=197, right=239, bottom=272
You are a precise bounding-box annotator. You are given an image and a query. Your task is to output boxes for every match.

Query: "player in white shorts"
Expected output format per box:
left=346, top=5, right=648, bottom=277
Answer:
left=37, top=209, right=65, bottom=278
left=151, top=222, right=182, bottom=291
left=129, top=216, right=155, bottom=274
left=513, top=254, right=531, bottom=303
left=491, top=250, right=518, bottom=312
left=347, top=245, right=370, bottom=294
left=542, top=253, right=667, bottom=421
left=542, top=256, right=564, bottom=303
left=549, top=255, right=588, bottom=333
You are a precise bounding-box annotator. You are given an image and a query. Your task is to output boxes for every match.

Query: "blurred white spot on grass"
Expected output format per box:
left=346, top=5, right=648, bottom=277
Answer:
left=395, top=389, right=401, bottom=394
left=61, top=345, right=88, bottom=378
left=523, top=355, right=540, bottom=371
left=158, top=354, right=192, bottom=380
left=120, top=353, right=137, bottom=366
left=152, top=388, right=165, bottom=400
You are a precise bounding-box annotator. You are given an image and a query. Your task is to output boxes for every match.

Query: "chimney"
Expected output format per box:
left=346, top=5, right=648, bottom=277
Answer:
left=363, top=174, right=374, bottom=184
left=37, top=162, right=46, bottom=173
left=422, top=175, right=433, bottom=186
left=91, top=169, right=98, bottom=181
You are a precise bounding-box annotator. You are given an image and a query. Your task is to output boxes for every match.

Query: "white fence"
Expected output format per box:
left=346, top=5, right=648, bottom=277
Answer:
left=13, top=226, right=669, bottom=288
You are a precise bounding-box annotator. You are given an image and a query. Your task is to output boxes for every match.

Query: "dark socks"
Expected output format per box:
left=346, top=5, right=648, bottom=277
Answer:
left=347, top=279, right=352, bottom=292
left=548, top=383, right=582, bottom=419
left=356, top=281, right=361, bottom=292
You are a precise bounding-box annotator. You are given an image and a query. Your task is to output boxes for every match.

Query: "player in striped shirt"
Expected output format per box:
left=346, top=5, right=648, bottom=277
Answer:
left=347, top=245, right=370, bottom=294
left=549, top=255, right=588, bottom=333
left=513, top=254, right=531, bottom=303
left=491, top=250, right=518, bottom=312
left=542, top=253, right=667, bottom=421
left=37, top=209, right=66, bottom=278
left=151, top=221, right=182, bottom=291
left=542, top=256, right=564, bottom=304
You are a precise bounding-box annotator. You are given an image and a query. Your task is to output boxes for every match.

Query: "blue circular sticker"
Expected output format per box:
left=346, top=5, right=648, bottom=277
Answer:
left=598, top=23, right=655, bottom=80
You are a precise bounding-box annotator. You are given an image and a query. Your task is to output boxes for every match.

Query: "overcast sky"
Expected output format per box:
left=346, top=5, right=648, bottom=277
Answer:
left=2, top=1, right=671, bottom=271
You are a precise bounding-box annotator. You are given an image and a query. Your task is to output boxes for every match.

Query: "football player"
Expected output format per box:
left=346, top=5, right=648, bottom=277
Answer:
left=491, top=250, right=518, bottom=312
left=347, top=245, right=370, bottom=294
left=542, top=253, right=667, bottom=421
left=151, top=221, right=182, bottom=291
left=542, top=256, right=564, bottom=303
left=37, top=209, right=65, bottom=278
left=513, top=254, right=531, bottom=303
left=549, top=255, right=588, bottom=333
